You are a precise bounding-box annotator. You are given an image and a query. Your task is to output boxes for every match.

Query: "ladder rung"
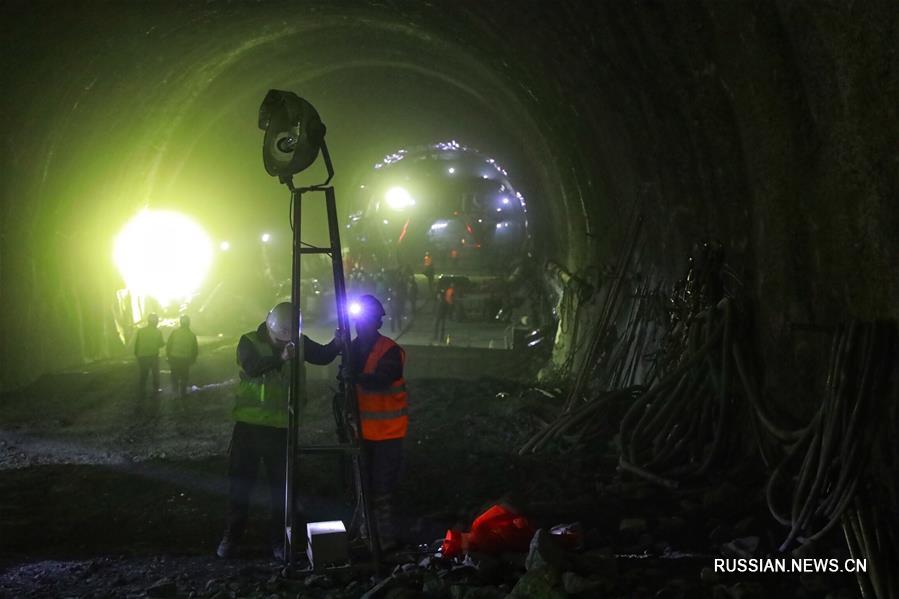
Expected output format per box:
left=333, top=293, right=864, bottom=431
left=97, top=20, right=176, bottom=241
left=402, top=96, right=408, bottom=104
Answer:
left=298, top=247, right=333, bottom=255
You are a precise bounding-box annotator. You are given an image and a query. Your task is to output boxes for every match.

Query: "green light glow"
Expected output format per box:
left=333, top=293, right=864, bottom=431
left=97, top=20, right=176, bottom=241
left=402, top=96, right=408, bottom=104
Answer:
left=114, top=210, right=213, bottom=307
left=385, top=186, right=415, bottom=210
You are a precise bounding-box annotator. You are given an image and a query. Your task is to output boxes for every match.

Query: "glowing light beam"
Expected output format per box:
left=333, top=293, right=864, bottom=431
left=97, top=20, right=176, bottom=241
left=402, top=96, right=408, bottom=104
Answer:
left=114, top=210, right=213, bottom=307
left=385, top=186, right=416, bottom=210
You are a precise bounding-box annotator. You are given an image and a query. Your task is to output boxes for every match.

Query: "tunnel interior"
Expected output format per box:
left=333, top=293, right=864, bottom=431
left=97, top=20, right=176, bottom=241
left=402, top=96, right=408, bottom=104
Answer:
left=1, top=1, right=897, bottom=598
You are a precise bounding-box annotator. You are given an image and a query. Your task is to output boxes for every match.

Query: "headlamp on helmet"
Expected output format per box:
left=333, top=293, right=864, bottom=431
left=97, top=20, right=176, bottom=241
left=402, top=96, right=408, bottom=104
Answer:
left=349, top=295, right=386, bottom=320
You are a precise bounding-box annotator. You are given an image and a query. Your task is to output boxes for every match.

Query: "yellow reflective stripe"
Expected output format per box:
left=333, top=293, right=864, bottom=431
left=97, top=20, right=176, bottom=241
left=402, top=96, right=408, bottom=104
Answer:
left=360, top=408, right=409, bottom=420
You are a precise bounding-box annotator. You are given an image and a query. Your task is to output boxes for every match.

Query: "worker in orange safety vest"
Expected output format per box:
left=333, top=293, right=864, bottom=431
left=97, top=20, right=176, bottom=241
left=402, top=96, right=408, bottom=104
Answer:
left=422, top=251, right=434, bottom=294
left=345, top=294, right=408, bottom=551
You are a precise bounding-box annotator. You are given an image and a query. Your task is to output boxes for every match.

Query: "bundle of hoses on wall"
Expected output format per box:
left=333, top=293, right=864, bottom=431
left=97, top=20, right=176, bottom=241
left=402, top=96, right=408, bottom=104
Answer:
left=518, top=386, right=643, bottom=455
left=759, top=321, right=897, bottom=599
left=617, top=297, right=737, bottom=489
left=518, top=282, right=667, bottom=456
left=615, top=311, right=897, bottom=598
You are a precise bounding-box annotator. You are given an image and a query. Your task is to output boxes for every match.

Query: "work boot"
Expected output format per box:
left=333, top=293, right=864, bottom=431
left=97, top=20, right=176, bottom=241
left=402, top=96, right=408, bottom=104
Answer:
left=346, top=505, right=371, bottom=555
left=270, top=526, right=290, bottom=562
left=346, top=518, right=370, bottom=554
left=216, top=537, right=236, bottom=559
left=216, top=529, right=241, bottom=558
left=271, top=542, right=285, bottom=561
left=346, top=502, right=369, bottom=541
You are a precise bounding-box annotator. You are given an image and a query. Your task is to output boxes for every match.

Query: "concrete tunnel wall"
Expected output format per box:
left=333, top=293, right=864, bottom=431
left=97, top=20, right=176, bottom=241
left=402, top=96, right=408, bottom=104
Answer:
left=0, top=1, right=896, bottom=401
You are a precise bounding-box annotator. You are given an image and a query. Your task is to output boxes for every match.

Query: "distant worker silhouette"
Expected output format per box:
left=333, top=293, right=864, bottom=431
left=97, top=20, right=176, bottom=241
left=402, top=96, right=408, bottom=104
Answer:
left=433, top=282, right=454, bottom=344
left=388, top=269, right=407, bottom=333
left=135, top=313, right=165, bottom=411
left=166, top=315, right=198, bottom=399
left=405, top=265, right=418, bottom=317
left=422, top=252, right=434, bottom=296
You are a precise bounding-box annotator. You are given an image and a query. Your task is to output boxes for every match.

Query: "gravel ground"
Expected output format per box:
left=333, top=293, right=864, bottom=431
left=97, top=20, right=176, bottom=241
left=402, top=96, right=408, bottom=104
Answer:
left=0, top=343, right=861, bottom=597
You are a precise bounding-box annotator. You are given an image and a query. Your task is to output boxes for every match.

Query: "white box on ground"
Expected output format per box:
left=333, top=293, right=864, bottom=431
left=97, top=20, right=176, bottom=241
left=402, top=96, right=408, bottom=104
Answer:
left=306, top=520, right=349, bottom=569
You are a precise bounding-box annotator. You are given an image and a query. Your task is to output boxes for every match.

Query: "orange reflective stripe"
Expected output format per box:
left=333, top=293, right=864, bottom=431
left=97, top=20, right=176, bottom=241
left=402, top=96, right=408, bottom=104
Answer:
left=357, top=388, right=408, bottom=439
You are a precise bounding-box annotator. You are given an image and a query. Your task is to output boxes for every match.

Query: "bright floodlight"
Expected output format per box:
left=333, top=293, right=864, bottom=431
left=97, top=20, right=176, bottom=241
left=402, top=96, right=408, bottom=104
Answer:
left=348, top=301, right=362, bottom=317
left=384, top=186, right=415, bottom=210
left=261, top=233, right=272, bottom=243
left=114, top=210, right=213, bottom=307
left=220, top=241, right=231, bottom=251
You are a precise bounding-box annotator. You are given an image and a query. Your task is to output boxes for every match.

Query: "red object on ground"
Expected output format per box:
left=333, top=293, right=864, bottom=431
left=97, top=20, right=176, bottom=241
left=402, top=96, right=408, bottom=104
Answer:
left=441, top=504, right=535, bottom=558
left=441, top=529, right=470, bottom=558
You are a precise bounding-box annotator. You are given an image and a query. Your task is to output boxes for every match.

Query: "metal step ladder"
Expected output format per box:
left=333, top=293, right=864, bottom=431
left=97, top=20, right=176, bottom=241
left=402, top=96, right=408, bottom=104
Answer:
left=257, top=89, right=380, bottom=574
left=282, top=178, right=381, bottom=574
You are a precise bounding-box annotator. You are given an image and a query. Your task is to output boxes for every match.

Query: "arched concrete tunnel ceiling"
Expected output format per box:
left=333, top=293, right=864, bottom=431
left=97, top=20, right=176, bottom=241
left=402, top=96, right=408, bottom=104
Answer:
left=1, top=0, right=896, bottom=389
left=6, top=3, right=579, bottom=276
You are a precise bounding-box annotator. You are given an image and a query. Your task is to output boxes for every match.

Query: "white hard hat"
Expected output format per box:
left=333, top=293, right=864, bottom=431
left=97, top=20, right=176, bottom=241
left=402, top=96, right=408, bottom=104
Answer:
left=266, top=302, right=301, bottom=343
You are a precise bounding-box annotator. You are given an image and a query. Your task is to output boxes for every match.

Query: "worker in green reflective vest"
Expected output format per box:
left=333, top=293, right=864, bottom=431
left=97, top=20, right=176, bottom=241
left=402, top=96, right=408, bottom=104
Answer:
left=166, top=315, right=198, bottom=399
left=216, top=302, right=339, bottom=560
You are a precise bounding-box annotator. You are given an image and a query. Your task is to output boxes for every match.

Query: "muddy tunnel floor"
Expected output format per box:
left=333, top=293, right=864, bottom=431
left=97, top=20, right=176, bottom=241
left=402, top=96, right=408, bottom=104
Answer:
left=0, top=345, right=861, bottom=598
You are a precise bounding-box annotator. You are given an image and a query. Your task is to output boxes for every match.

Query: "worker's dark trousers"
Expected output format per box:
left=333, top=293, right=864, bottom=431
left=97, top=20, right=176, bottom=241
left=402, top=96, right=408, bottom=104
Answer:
left=433, top=305, right=448, bottom=341
left=362, top=438, right=403, bottom=548
left=136, top=356, right=160, bottom=399
left=225, top=422, right=286, bottom=547
left=168, top=358, right=191, bottom=397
